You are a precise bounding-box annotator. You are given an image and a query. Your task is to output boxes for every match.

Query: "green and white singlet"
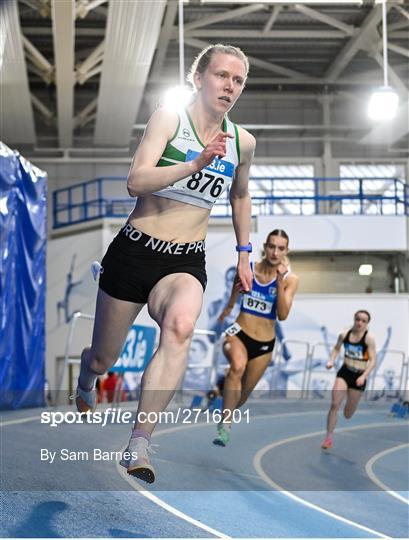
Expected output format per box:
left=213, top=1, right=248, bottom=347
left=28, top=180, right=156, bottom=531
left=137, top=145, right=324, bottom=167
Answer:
left=153, top=108, right=241, bottom=210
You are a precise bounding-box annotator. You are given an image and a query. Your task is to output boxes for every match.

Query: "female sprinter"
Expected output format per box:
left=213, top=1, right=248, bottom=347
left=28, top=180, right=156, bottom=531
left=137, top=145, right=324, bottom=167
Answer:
left=214, top=229, right=299, bottom=446
left=75, top=44, right=256, bottom=482
left=321, top=310, right=376, bottom=449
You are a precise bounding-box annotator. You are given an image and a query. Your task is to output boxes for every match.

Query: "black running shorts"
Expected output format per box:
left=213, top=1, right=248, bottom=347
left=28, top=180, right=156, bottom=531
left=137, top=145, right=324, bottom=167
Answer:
left=225, top=323, right=276, bottom=361
left=99, top=223, right=207, bottom=304
left=336, top=364, right=366, bottom=392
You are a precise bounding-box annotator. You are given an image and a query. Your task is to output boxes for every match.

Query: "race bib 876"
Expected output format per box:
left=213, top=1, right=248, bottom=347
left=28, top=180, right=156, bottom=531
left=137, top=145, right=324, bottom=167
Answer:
left=171, top=149, right=235, bottom=203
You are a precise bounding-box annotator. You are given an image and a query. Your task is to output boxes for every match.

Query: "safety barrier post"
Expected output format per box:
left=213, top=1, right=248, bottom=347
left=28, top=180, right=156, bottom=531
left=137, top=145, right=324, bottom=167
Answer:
left=270, top=339, right=311, bottom=399
left=54, top=311, right=95, bottom=405
left=305, top=342, right=338, bottom=400
left=180, top=329, right=217, bottom=403
left=366, top=349, right=407, bottom=402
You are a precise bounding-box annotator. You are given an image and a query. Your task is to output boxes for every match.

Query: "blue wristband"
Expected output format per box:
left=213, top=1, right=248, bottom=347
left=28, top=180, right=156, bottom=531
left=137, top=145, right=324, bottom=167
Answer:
left=236, top=243, right=252, bottom=253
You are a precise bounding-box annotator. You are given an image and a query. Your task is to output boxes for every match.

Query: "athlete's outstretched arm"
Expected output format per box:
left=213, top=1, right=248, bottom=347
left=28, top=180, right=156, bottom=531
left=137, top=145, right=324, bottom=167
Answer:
left=230, top=128, right=255, bottom=293
left=127, top=108, right=233, bottom=197
left=327, top=333, right=344, bottom=369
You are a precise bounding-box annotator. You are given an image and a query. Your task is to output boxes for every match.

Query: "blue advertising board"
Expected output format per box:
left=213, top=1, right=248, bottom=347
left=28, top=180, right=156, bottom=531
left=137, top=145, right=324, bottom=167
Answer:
left=112, top=325, right=157, bottom=373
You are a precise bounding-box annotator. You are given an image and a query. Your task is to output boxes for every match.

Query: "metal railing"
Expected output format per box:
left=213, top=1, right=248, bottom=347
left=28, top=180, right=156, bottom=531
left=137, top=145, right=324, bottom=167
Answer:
left=55, top=312, right=409, bottom=405
left=53, top=176, right=409, bottom=228
left=55, top=312, right=219, bottom=404
left=366, top=349, right=407, bottom=401
left=270, top=339, right=311, bottom=399
left=55, top=311, right=94, bottom=404
left=304, top=341, right=340, bottom=400
left=180, top=329, right=218, bottom=396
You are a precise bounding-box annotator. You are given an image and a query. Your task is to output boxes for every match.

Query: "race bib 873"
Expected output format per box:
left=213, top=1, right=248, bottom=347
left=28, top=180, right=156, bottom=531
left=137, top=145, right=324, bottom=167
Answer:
left=242, top=295, right=273, bottom=315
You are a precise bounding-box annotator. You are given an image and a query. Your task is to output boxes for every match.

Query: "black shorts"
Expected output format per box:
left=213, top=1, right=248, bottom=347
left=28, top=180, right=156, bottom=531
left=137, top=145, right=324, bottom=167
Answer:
left=225, top=323, right=275, bottom=361
left=99, top=223, right=207, bottom=304
left=336, top=364, right=366, bottom=392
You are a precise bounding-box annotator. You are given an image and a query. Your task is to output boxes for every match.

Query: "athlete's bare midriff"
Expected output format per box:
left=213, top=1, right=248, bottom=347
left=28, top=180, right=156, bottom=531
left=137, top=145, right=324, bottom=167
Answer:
left=128, top=194, right=210, bottom=242
left=236, top=311, right=276, bottom=342
left=344, top=358, right=367, bottom=372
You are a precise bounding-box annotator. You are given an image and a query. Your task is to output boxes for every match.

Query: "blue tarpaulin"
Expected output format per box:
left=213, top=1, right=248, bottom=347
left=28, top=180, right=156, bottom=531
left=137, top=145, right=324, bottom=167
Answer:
left=0, top=142, right=47, bottom=409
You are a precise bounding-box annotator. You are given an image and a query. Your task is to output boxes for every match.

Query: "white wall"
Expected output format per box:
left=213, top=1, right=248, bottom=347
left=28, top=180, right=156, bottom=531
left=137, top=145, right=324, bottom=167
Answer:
left=284, top=294, right=409, bottom=355
left=46, top=228, right=104, bottom=390
left=256, top=215, right=408, bottom=252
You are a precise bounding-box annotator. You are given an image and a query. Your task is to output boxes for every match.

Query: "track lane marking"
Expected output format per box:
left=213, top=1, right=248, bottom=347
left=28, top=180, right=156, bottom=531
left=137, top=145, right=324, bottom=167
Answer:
left=254, top=421, right=408, bottom=539
left=365, top=443, right=409, bottom=505
left=115, top=457, right=229, bottom=538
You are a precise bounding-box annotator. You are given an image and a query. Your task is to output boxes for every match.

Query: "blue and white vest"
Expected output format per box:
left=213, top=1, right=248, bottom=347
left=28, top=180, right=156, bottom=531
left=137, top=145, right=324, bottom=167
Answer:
left=240, top=262, right=286, bottom=321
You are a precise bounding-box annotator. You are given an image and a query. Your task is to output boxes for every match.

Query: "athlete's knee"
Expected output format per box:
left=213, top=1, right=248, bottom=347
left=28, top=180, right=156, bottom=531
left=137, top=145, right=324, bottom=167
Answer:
left=330, top=401, right=341, bottom=413
left=162, top=313, right=195, bottom=343
left=229, top=361, right=246, bottom=379
left=85, top=348, right=114, bottom=375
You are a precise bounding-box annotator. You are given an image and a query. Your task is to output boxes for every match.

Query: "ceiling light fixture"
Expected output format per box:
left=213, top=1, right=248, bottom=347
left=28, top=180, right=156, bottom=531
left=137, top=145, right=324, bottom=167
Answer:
left=367, top=0, right=399, bottom=121
left=359, top=264, right=373, bottom=276
left=162, top=86, right=193, bottom=110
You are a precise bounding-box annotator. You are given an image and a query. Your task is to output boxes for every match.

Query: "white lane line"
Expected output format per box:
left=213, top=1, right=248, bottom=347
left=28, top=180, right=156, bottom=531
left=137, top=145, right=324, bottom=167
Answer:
left=254, top=421, right=407, bottom=539
left=365, top=443, right=409, bottom=505
left=115, top=459, right=230, bottom=539
left=0, top=415, right=40, bottom=427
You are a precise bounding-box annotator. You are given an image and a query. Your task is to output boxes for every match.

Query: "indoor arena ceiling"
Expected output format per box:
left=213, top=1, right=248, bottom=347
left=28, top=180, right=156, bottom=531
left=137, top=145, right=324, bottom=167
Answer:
left=1, top=0, right=409, bottom=155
